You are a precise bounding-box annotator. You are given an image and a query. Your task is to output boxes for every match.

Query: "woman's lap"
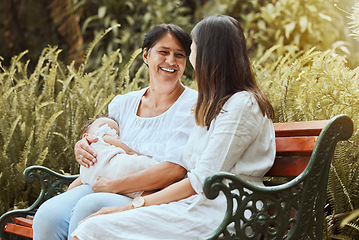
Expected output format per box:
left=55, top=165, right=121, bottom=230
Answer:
left=32, top=184, right=132, bottom=240
left=33, top=184, right=94, bottom=240
left=68, top=190, right=132, bottom=238
left=72, top=195, right=226, bottom=240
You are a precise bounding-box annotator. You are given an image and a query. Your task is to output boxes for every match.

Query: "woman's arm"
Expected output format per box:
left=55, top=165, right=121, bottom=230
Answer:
left=102, top=134, right=139, bottom=155
left=143, top=177, right=195, bottom=205
left=92, top=161, right=187, bottom=194
left=67, top=177, right=82, bottom=191
left=79, top=177, right=196, bottom=224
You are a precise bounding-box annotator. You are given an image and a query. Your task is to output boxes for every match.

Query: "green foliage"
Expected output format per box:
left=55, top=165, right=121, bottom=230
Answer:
left=0, top=35, right=146, bottom=215
left=349, top=2, right=359, bottom=41
left=76, top=0, right=193, bottom=71
left=196, top=0, right=358, bottom=67
left=253, top=47, right=359, bottom=239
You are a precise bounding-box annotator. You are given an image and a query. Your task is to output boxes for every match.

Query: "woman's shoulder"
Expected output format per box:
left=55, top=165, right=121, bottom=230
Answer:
left=168, top=87, right=197, bottom=117
left=224, top=91, right=254, bottom=109
left=108, top=88, right=147, bottom=119
left=222, top=91, right=269, bottom=124
left=183, top=86, right=198, bottom=98
left=109, top=88, right=147, bottom=109
left=222, top=91, right=265, bottom=118
left=175, top=87, right=198, bottom=107
left=111, top=88, right=147, bottom=104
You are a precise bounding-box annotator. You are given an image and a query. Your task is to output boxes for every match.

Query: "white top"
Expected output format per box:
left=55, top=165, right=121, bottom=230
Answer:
left=185, top=91, right=276, bottom=193
left=108, top=86, right=198, bottom=167
left=72, top=91, right=276, bottom=240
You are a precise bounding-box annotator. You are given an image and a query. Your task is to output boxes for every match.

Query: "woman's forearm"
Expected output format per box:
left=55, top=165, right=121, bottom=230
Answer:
left=67, top=177, right=82, bottom=191
left=111, top=162, right=187, bottom=194
left=144, top=178, right=196, bottom=206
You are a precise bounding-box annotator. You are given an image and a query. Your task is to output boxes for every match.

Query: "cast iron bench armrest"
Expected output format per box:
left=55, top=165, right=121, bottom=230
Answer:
left=202, top=114, right=353, bottom=239
left=0, top=166, right=78, bottom=239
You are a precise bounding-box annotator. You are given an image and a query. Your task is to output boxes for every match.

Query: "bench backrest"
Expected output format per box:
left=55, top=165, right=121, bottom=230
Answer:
left=267, top=120, right=329, bottom=178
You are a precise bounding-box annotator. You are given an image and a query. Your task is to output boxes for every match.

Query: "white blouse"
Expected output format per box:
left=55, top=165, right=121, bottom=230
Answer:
left=108, top=86, right=198, bottom=167
left=184, top=91, right=276, bottom=193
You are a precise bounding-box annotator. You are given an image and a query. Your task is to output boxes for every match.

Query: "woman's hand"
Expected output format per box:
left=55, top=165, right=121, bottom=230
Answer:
left=92, top=176, right=115, bottom=193
left=74, top=136, right=98, bottom=168
left=79, top=205, right=132, bottom=225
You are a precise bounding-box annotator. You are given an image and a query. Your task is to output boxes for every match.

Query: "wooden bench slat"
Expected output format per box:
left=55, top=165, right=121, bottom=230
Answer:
left=14, top=217, right=33, bottom=228
left=265, top=157, right=310, bottom=177
left=275, top=136, right=318, bottom=156
left=4, top=222, right=33, bottom=238
left=274, top=120, right=328, bottom=137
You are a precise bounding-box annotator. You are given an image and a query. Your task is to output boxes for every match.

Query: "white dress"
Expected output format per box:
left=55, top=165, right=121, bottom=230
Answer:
left=80, top=124, right=159, bottom=198
left=72, top=91, right=276, bottom=240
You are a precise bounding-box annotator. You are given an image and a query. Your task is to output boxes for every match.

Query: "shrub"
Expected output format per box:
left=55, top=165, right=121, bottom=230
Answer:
left=254, top=47, right=359, bottom=239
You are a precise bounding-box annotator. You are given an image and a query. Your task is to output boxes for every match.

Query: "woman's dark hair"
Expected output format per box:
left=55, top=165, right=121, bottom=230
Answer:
left=142, top=24, right=192, bottom=58
left=191, top=15, right=274, bottom=129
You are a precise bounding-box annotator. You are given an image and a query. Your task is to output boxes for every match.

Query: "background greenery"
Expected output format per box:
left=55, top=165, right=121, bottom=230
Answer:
left=1, top=0, right=358, bottom=239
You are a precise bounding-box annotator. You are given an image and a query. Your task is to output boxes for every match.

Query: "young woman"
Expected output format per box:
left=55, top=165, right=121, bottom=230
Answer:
left=72, top=15, right=276, bottom=240
left=33, top=24, right=197, bottom=240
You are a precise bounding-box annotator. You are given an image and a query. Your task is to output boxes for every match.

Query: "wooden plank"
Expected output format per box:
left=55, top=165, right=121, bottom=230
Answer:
left=265, top=157, right=310, bottom=177
left=14, top=217, right=33, bottom=228
left=4, top=222, right=33, bottom=239
left=274, top=120, right=328, bottom=137
left=275, top=136, right=318, bottom=156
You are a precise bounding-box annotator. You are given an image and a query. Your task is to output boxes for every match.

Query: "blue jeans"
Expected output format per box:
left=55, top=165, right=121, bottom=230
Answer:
left=32, top=184, right=132, bottom=240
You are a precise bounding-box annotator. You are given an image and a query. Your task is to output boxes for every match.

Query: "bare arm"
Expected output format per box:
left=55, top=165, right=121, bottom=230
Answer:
left=92, top=161, right=187, bottom=194
left=144, top=177, right=195, bottom=205
left=102, top=134, right=139, bottom=155
left=67, top=177, right=82, bottom=191
left=79, top=177, right=196, bottom=225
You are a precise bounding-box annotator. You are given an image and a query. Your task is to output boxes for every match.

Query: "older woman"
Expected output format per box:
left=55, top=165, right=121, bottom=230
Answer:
left=33, top=24, right=197, bottom=240
left=71, top=15, right=276, bottom=240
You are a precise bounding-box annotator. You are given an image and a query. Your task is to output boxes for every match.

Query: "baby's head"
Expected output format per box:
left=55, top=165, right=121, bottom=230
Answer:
left=81, top=116, right=119, bottom=138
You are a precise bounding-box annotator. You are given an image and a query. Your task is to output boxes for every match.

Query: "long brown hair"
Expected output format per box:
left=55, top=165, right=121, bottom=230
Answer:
left=191, top=15, right=274, bottom=129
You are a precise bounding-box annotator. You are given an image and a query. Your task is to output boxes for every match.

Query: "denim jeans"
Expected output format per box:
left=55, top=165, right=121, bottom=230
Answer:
left=32, top=184, right=132, bottom=240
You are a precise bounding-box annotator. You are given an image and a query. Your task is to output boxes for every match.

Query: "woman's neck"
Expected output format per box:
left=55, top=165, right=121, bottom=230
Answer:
left=137, top=83, right=185, bottom=118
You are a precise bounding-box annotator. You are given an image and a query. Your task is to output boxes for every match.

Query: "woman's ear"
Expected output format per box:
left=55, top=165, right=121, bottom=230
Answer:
left=143, top=49, right=148, bottom=65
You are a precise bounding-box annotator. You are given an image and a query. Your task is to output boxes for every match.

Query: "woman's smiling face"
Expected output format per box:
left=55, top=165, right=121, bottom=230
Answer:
left=143, top=32, right=187, bottom=88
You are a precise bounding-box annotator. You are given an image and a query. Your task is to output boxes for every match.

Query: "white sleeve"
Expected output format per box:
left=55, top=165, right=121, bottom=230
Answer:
left=165, top=110, right=196, bottom=167
left=108, top=95, right=123, bottom=123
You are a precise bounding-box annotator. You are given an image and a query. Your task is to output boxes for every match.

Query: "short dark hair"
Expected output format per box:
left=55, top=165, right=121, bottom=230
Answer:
left=80, top=115, right=116, bottom=137
left=142, top=24, right=191, bottom=58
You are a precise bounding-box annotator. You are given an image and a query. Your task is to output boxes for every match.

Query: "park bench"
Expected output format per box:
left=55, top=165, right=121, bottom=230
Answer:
left=0, top=114, right=353, bottom=240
